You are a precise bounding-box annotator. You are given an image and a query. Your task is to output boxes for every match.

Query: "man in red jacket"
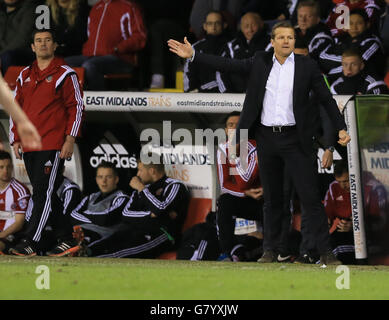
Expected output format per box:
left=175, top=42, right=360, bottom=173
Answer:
left=9, top=29, right=85, bottom=257
left=65, top=0, right=147, bottom=90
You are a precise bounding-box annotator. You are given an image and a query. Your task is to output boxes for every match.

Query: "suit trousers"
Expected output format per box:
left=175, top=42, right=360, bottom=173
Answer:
left=255, top=125, right=330, bottom=255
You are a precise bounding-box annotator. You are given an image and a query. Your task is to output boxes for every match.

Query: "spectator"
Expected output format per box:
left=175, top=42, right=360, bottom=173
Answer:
left=294, top=0, right=335, bottom=73
left=69, top=161, right=129, bottom=256
left=289, top=0, right=334, bottom=25
left=0, top=0, right=37, bottom=75
left=322, top=9, right=386, bottom=77
left=0, top=151, right=30, bottom=254
left=139, top=0, right=192, bottom=89
left=9, top=29, right=85, bottom=257
left=73, top=155, right=190, bottom=258
left=216, top=111, right=264, bottom=262
left=46, top=0, right=90, bottom=57
left=222, top=12, right=270, bottom=92
left=190, top=0, right=243, bottom=39
left=324, top=161, right=379, bottom=264
left=326, top=0, right=384, bottom=37
left=329, top=48, right=389, bottom=94
left=184, top=11, right=231, bottom=93
left=65, top=0, right=147, bottom=90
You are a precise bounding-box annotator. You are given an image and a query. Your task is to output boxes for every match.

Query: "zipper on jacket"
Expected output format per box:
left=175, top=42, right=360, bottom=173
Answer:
left=93, top=0, right=110, bottom=56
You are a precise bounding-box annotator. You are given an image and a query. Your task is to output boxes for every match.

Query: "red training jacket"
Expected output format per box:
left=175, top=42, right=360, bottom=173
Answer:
left=10, top=57, right=85, bottom=152
left=82, top=0, right=147, bottom=65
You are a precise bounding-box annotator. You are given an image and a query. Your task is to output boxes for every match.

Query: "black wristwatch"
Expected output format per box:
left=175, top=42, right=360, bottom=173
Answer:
left=327, top=146, right=335, bottom=153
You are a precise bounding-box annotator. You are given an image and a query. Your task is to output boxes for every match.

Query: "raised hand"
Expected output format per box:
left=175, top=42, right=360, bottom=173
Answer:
left=167, top=37, right=194, bottom=59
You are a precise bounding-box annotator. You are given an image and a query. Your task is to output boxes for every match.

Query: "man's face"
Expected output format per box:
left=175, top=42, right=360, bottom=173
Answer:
left=335, top=172, right=350, bottom=191
left=297, top=6, right=320, bottom=33
left=136, top=163, right=153, bottom=185
left=225, top=115, right=240, bottom=140
left=241, top=13, right=263, bottom=42
left=0, top=159, right=12, bottom=184
left=348, top=14, right=367, bottom=38
left=31, top=32, right=57, bottom=59
left=271, top=27, right=295, bottom=58
left=342, top=55, right=364, bottom=77
left=203, top=12, right=224, bottom=36
left=96, top=167, right=118, bottom=194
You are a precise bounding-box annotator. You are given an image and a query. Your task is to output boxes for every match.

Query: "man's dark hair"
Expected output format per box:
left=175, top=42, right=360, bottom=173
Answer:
left=271, top=21, right=296, bottom=39
left=205, top=10, right=225, bottom=24
left=334, top=160, right=349, bottom=177
left=31, top=28, right=57, bottom=44
left=295, top=36, right=308, bottom=49
left=297, top=0, right=321, bottom=18
left=96, top=161, right=119, bottom=177
left=224, top=111, right=241, bottom=127
left=350, top=8, right=369, bottom=23
left=0, top=150, right=12, bottom=161
left=138, top=152, right=165, bottom=173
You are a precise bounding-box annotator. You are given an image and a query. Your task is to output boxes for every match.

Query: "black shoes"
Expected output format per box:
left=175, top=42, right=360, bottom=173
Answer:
left=294, top=254, right=315, bottom=264
left=319, top=252, right=342, bottom=265
left=9, top=239, right=37, bottom=257
left=46, top=239, right=80, bottom=257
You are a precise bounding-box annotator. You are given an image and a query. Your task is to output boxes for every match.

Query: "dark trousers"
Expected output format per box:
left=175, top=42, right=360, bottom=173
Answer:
left=216, top=193, right=263, bottom=255
left=23, top=150, right=71, bottom=244
left=88, top=222, right=173, bottom=258
left=255, top=126, right=330, bottom=255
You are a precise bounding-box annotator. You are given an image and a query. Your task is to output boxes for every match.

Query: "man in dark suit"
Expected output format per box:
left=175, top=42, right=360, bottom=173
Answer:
left=168, top=21, right=351, bottom=265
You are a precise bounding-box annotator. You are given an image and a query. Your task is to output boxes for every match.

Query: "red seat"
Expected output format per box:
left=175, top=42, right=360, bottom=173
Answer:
left=158, top=198, right=212, bottom=260
left=385, top=71, right=389, bottom=89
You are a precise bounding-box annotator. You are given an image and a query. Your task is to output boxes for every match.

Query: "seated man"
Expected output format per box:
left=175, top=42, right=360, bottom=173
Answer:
left=330, top=48, right=389, bottom=95
left=184, top=10, right=231, bottom=93
left=324, top=161, right=381, bottom=264
left=65, top=161, right=129, bottom=256
left=216, top=111, right=264, bottom=262
left=65, top=0, right=147, bottom=90
left=222, top=12, right=270, bottom=93
left=0, top=151, right=30, bottom=254
left=322, top=9, right=386, bottom=77
left=74, top=155, right=190, bottom=258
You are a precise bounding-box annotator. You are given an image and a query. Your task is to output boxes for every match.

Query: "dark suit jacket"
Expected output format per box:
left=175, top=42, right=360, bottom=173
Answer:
left=193, top=51, right=346, bottom=154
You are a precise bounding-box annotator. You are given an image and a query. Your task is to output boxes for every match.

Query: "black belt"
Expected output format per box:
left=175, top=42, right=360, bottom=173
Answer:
left=261, top=125, right=297, bottom=133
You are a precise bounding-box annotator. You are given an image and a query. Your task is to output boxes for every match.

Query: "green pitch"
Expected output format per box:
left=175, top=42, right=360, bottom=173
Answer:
left=1, top=256, right=389, bottom=300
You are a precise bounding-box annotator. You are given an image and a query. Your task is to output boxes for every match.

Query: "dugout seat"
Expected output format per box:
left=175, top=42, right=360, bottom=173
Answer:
left=157, top=197, right=212, bottom=260
left=4, top=66, right=85, bottom=90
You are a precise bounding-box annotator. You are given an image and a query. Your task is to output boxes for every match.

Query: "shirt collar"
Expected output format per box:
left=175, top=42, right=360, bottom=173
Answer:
left=272, top=52, right=295, bottom=64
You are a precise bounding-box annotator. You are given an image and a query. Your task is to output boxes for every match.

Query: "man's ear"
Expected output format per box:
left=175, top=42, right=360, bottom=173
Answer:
left=360, top=61, right=365, bottom=70
left=223, top=22, right=228, bottom=29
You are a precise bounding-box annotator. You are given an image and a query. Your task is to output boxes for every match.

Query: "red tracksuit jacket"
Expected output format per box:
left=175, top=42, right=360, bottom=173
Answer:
left=82, top=0, right=147, bottom=65
left=10, top=57, right=85, bottom=152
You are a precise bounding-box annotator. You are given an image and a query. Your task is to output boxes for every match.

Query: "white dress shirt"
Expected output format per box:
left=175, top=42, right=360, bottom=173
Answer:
left=261, top=53, right=296, bottom=127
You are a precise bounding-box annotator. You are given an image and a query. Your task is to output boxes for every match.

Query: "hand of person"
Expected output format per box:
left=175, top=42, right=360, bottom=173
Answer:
left=245, top=187, right=264, bottom=200
left=337, top=219, right=352, bottom=232
left=321, top=149, right=333, bottom=169
left=338, top=129, right=351, bottom=146
left=12, top=142, right=23, bottom=160
left=167, top=37, right=194, bottom=59
left=60, top=135, right=75, bottom=159
left=17, top=120, right=42, bottom=150
left=130, top=176, right=145, bottom=192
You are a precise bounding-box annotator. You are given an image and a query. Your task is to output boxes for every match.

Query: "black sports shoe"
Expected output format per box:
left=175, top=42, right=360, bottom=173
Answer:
left=257, top=250, right=277, bottom=263
left=46, top=239, right=80, bottom=257
left=9, top=239, right=37, bottom=257
left=294, top=254, right=315, bottom=264
left=319, top=252, right=342, bottom=265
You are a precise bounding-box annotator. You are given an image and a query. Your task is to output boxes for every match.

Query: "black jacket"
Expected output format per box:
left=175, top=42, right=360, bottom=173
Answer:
left=192, top=51, right=346, bottom=155
left=330, top=72, right=389, bottom=95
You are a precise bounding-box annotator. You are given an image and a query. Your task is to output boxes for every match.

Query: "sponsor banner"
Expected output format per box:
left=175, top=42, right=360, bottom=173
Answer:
left=84, top=91, right=243, bottom=113
left=234, top=218, right=258, bottom=235
left=344, top=99, right=367, bottom=259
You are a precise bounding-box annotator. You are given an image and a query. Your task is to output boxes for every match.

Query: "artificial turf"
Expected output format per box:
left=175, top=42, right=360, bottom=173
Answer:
left=1, top=256, right=389, bottom=300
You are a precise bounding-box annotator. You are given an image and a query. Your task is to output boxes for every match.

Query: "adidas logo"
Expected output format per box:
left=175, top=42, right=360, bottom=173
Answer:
left=25, top=77, right=31, bottom=83
left=89, top=131, right=137, bottom=169
left=44, top=160, right=53, bottom=167
left=336, top=195, right=343, bottom=201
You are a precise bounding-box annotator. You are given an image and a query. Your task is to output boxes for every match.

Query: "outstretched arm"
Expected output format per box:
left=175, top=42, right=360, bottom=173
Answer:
left=168, top=37, right=254, bottom=75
